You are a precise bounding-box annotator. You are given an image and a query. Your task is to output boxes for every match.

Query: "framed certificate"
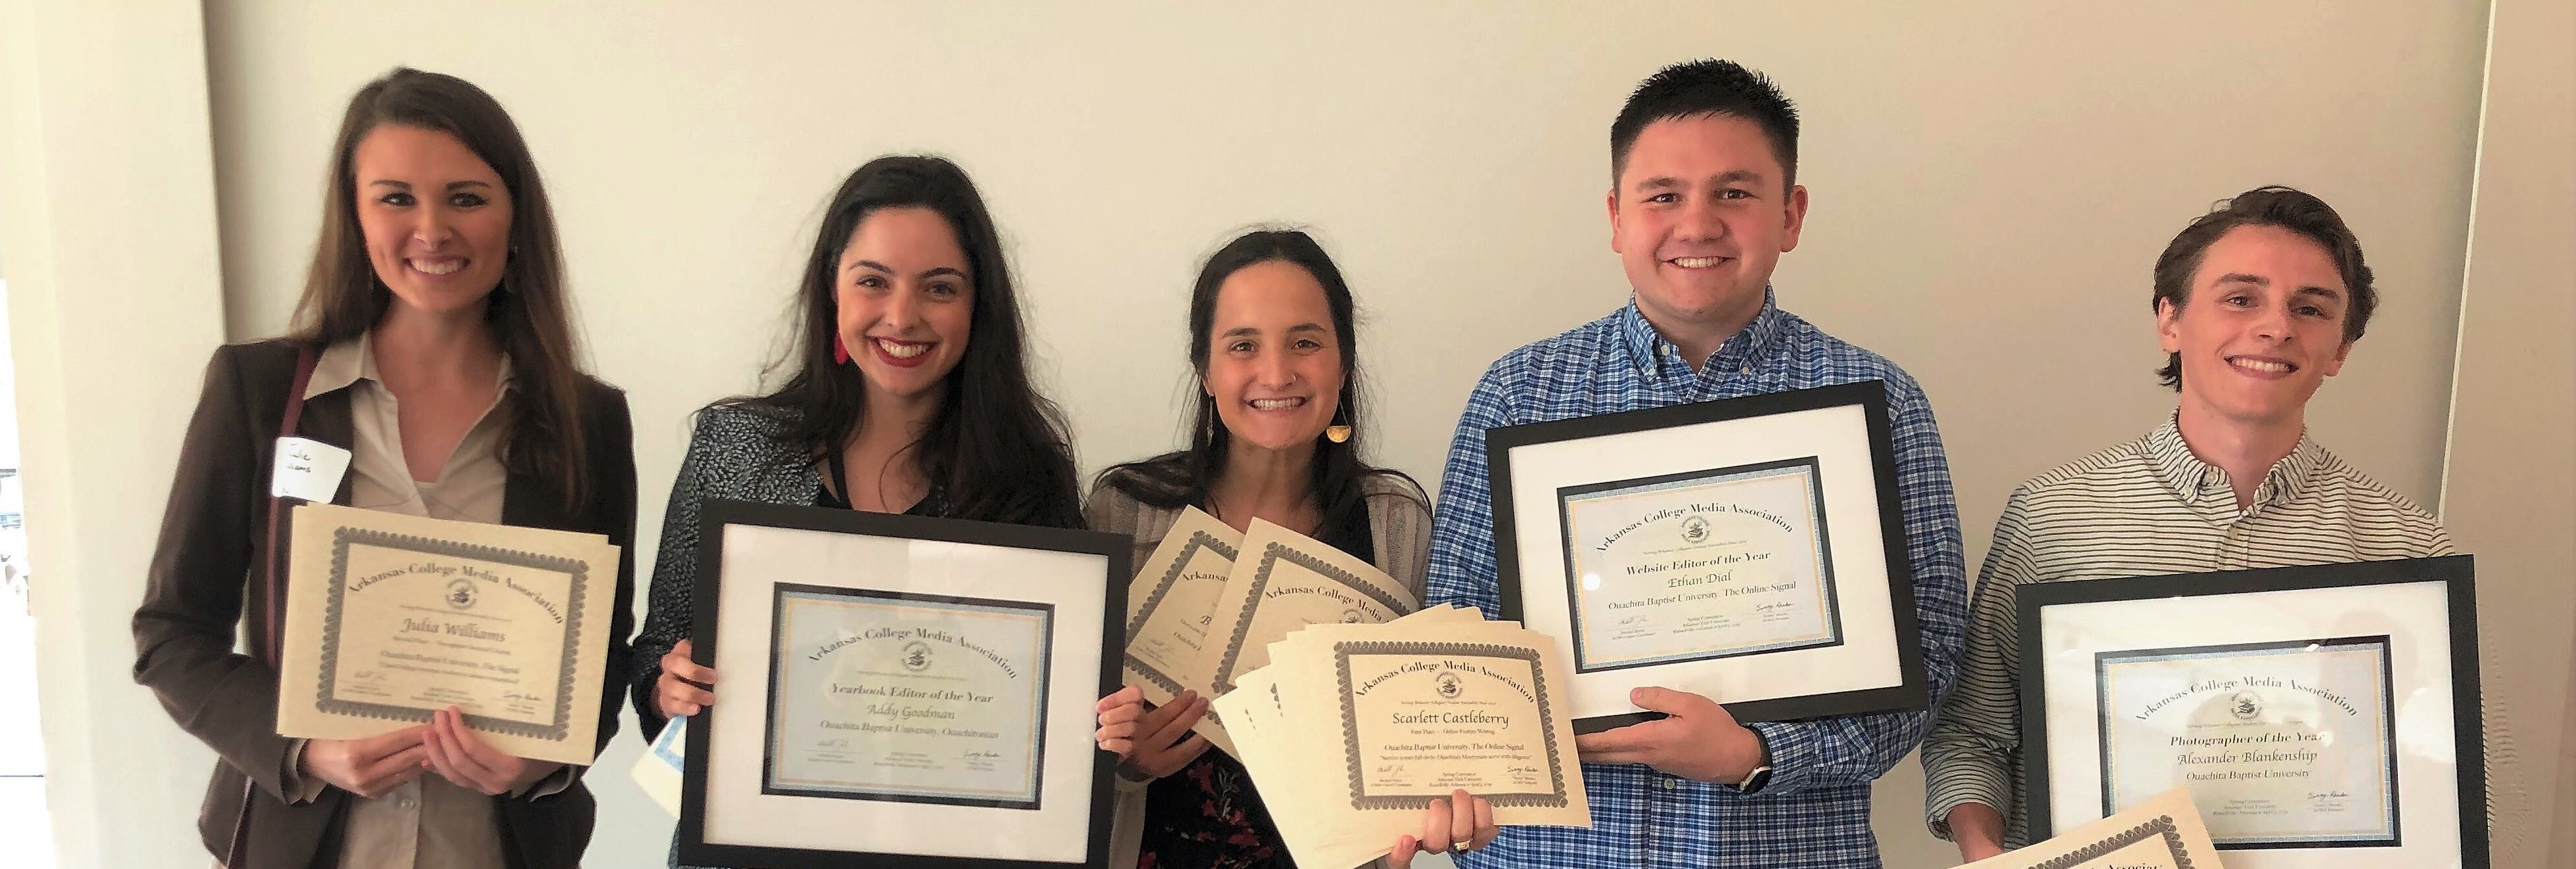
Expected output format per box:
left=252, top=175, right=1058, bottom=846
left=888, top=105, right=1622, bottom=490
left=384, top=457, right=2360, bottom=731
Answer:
left=2021, top=557, right=2486, bottom=868
left=677, top=500, right=1131, bottom=869
left=1487, top=380, right=1925, bottom=730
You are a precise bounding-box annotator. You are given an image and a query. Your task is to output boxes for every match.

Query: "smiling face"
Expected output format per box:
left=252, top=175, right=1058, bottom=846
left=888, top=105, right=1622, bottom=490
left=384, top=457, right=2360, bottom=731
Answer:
left=2158, top=224, right=2354, bottom=428
left=1608, top=113, right=1808, bottom=340
left=835, top=206, right=974, bottom=401
left=352, top=125, right=514, bottom=317
left=1202, top=259, right=1345, bottom=454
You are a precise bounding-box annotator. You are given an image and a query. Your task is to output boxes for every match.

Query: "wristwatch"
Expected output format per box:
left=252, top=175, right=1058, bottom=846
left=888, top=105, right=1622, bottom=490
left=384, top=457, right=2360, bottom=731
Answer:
left=1732, top=726, right=1774, bottom=793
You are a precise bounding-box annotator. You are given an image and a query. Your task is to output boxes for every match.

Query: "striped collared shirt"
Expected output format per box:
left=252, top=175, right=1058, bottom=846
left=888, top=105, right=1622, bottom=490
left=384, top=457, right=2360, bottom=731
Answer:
left=1427, top=292, right=1970, bottom=869
left=1919, top=418, right=2466, bottom=848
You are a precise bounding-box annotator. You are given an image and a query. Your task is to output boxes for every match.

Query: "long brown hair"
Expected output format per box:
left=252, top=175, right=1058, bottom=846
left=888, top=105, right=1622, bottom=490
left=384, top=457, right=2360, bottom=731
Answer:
left=742, top=155, right=1082, bottom=529
left=287, top=67, right=593, bottom=504
left=1097, top=229, right=1422, bottom=555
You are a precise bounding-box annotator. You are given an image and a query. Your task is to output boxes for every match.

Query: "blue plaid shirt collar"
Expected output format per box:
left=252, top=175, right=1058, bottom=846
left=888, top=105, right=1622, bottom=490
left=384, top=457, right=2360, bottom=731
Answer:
left=1616, top=287, right=1787, bottom=381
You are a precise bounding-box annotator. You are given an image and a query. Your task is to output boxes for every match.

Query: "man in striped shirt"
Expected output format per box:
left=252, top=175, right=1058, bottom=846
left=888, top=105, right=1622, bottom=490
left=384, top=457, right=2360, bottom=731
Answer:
left=1417, top=60, right=1970, bottom=869
left=1920, top=187, right=2458, bottom=860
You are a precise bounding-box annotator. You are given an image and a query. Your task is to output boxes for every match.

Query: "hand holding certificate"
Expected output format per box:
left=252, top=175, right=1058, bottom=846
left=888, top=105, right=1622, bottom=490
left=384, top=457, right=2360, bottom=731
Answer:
left=2019, top=558, right=2486, bottom=868
left=1116, top=507, right=1241, bottom=725
left=1215, top=606, right=1592, bottom=869
left=1165, top=514, right=1414, bottom=756
left=274, top=504, right=620, bottom=767
left=1961, top=787, right=2223, bottom=869
left=1487, top=382, right=1928, bottom=730
left=679, top=501, right=1128, bottom=868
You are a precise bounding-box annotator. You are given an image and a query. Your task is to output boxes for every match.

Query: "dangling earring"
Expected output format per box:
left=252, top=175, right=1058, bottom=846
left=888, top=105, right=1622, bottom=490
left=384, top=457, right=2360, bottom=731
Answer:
left=1324, top=407, right=1352, bottom=444
left=833, top=334, right=853, bottom=365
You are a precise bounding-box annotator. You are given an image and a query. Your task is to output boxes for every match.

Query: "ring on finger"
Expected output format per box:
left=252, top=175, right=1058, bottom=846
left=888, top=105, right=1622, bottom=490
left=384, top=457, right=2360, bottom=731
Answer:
left=1452, top=838, right=1475, bottom=853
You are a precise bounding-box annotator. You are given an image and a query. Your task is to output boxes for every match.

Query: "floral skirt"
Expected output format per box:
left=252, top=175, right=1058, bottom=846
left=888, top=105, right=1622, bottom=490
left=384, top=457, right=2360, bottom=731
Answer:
left=1137, top=749, right=1296, bottom=869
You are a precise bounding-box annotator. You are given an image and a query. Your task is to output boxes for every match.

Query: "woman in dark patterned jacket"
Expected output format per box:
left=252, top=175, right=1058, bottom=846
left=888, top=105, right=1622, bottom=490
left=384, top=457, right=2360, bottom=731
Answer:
left=629, top=156, right=1083, bottom=866
left=1087, top=230, right=1495, bottom=869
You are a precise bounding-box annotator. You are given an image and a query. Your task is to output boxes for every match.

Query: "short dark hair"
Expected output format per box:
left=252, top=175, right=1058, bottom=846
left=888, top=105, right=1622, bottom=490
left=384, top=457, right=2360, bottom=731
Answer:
left=2150, top=186, right=2376, bottom=391
left=1610, top=59, right=1799, bottom=189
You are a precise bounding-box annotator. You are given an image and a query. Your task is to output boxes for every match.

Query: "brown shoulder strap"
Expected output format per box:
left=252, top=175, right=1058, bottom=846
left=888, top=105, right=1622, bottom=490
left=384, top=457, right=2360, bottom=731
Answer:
left=258, top=345, right=319, bottom=667
left=230, top=344, right=318, bottom=869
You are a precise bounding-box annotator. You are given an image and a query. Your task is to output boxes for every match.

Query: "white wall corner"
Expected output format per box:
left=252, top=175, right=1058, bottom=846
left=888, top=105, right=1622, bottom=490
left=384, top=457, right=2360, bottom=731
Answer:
left=0, top=0, right=233, bottom=866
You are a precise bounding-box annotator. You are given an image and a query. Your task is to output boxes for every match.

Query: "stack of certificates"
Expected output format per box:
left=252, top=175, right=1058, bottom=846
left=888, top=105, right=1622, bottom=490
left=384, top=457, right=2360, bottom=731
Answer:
left=1116, top=508, right=1591, bottom=867
left=1118, top=507, right=1421, bottom=756
left=1216, top=605, right=1593, bottom=867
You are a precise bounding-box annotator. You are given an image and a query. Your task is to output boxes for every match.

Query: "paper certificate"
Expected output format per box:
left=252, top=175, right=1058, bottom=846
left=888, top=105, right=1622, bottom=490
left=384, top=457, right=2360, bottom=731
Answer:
left=633, top=715, right=687, bottom=816
left=1197, top=519, right=1416, bottom=697
left=762, top=584, right=1054, bottom=809
left=277, top=504, right=619, bottom=766
left=1219, top=611, right=1589, bottom=869
left=1555, top=457, right=1842, bottom=673
left=1329, top=640, right=1573, bottom=810
left=1964, top=787, right=2221, bottom=869
left=1120, top=507, right=1240, bottom=706
left=2096, top=636, right=2399, bottom=847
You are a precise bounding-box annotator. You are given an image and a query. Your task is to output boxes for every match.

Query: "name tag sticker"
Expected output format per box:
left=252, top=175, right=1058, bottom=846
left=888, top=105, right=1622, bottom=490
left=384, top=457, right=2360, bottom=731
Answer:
left=271, top=437, right=351, bottom=502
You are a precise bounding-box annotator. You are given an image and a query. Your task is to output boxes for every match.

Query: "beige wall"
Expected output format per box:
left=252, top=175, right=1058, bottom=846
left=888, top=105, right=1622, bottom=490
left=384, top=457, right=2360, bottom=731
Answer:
left=0, top=1, right=230, bottom=866
left=2441, top=0, right=2576, bottom=866
left=1, top=1, right=2541, bottom=867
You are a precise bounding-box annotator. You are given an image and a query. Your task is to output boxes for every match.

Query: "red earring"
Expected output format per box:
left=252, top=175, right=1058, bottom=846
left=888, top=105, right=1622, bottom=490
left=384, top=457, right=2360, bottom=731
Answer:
left=832, top=335, right=852, bottom=365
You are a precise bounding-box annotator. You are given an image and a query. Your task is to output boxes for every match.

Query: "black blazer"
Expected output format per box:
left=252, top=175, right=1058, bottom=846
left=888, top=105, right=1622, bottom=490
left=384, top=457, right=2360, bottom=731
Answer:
left=130, top=340, right=638, bottom=869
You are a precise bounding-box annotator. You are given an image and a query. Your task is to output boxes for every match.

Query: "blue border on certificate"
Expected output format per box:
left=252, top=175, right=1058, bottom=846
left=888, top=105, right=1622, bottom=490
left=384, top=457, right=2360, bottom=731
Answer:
left=2092, top=635, right=2401, bottom=849
left=1553, top=456, right=1843, bottom=673
left=651, top=715, right=689, bottom=770
left=759, top=583, right=1056, bottom=811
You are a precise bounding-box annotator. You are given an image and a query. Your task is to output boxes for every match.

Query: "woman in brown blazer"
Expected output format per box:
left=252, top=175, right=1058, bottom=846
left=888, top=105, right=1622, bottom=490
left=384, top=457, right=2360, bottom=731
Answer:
left=130, top=68, right=635, bottom=869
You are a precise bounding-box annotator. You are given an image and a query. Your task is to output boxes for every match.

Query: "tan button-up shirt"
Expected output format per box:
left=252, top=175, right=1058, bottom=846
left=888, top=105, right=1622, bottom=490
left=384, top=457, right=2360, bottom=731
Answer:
left=276, top=332, right=562, bottom=869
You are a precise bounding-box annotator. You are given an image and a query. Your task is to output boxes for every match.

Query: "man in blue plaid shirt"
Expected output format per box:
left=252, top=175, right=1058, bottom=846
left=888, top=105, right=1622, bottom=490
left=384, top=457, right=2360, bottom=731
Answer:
left=1411, top=60, right=1969, bottom=868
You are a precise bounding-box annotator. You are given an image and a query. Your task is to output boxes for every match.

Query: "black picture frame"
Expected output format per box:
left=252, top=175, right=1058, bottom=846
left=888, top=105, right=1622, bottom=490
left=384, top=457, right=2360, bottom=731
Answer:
left=677, top=499, right=1132, bottom=869
left=2018, top=556, right=2485, bottom=865
left=1487, top=380, right=1926, bottom=732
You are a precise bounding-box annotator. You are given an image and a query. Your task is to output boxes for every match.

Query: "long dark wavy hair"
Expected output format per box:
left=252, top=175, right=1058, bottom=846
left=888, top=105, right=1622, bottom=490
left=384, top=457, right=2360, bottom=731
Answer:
left=1098, top=229, right=1420, bottom=552
left=286, top=67, right=593, bottom=505
left=740, top=155, right=1080, bottom=528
